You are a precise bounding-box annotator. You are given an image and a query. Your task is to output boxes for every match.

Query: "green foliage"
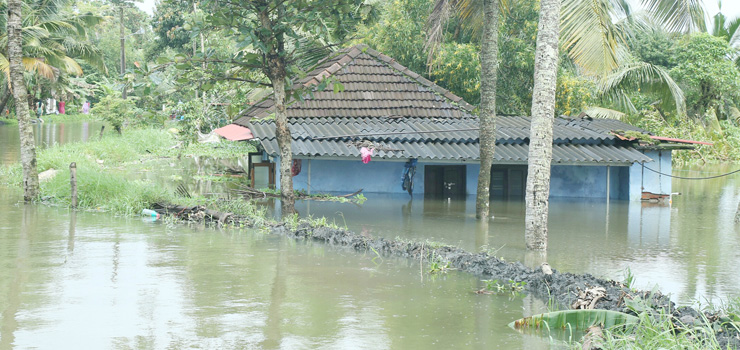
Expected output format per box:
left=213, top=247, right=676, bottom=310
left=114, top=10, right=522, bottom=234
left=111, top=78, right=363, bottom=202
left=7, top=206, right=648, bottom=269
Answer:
left=359, top=0, right=431, bottom=76
left=629, top=29, right=677, bottom=69
left=43, top=169, right=173, bottom=215
left=430, top=43, right=481, bottom=105
left=428, top=257, right=451, bottom=274
left=627, top=111, right=740, bottom=164
left=0, top=128, right=179, bottom=212
left=510, top=309, right=638, bottom=332
left=174, top=99, right=227, bottom=144
left=148, top=0, right=193, bottom=57
left=570, top=298, right=732, bottom=350
left=90, top=94, right=141, bottom=133
left=670, top=33, right=740, bottom=121
left=556, top=71, right=597, bottom=116
left=497, top=0, right=538, bottom=114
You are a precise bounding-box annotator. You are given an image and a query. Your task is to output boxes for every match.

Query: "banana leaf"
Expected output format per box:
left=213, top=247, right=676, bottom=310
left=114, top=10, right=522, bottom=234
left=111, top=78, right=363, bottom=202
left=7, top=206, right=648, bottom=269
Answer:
left=509, top=310, right=638, bottom=332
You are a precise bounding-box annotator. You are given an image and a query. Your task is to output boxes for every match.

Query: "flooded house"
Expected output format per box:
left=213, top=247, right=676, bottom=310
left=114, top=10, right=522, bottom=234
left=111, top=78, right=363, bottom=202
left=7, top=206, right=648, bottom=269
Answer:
left=219, top=44, right=701, bottom=201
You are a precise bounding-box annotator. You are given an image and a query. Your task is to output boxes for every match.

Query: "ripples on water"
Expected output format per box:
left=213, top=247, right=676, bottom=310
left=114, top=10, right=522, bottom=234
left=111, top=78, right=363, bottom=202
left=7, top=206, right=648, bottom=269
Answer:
left=0, top=191, right=557, bottom=349
left=1, top=122, right=739, bottom=348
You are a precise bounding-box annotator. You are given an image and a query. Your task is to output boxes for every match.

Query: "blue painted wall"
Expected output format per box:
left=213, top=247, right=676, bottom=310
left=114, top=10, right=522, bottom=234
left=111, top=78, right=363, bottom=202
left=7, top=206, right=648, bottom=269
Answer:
left=283, top=158, right=637, bottom=199
left=550, top=165, right=629, bottom=199
left=628, top=150, right=672, bottom=200
left=292, top=159, right=414, bottom=194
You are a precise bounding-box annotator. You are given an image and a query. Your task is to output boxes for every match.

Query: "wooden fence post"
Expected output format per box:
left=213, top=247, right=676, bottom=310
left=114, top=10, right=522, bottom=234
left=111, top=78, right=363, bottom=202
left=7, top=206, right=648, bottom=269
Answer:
left=70, top=162, right=77, bottom=209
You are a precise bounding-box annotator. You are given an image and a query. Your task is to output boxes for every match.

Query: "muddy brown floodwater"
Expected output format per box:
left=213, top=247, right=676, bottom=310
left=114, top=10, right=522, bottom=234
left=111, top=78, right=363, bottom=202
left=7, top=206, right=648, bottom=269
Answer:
left=295, top=169, right=740, bottom=305
left=1, top=122, right=739, bottom=348
left=0, top=189, right=562, bottom=349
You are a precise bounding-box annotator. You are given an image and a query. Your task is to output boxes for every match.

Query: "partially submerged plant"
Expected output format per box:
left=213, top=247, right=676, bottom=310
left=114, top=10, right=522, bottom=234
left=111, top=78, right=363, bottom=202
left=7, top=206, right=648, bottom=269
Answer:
left=428, top=253, right=451, bottom=274
left=479, top=279, right=527, bottom=296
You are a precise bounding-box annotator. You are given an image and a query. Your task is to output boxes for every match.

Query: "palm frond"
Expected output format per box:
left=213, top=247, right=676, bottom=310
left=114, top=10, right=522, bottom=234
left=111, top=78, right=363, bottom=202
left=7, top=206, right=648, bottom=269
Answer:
left=726, top=17, right=740, bottom=47
left=641, top=0, right=707, bottom=33
left=62, top=38, right=106, bottom=73
left=424, top=0, right=454, bottom=68
left=581, top=106, right=626, bottom=119
left=561, top=0, right=629, bottom=75
left=598, top=60, right=686, bottom=117
left=22, top=58, right=57, bottom=80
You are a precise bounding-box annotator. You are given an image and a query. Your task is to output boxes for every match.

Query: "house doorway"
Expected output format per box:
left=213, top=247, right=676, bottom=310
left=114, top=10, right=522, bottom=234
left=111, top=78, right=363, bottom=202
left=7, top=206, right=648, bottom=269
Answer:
left=249, top=152, right=275, bottom=189
left=424, top=165, right=466, bottom=197
left=490, top=165, right=526, bottom=199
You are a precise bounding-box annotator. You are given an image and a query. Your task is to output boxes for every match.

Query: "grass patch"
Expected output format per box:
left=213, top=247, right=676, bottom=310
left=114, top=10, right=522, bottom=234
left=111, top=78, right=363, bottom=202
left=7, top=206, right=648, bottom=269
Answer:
left=0, top=117, right=18, bottom=125
left=40, top=112, right=102, bottom=123
left=0, top=127, right=267, bottom=218
left=568, top=297, right=740, bottom=350
left=170, top=140, right=258, bottom=159
left=1, top=128, right=180, bottom=213
left=42, top=168, right=176, bottom=215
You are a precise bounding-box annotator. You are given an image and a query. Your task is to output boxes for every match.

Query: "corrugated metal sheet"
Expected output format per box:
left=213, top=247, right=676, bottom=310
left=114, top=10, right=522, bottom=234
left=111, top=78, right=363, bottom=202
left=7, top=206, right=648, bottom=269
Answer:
left=258, top=137, right=651, bottom=164
left=247, top=116, right=644, bottom=144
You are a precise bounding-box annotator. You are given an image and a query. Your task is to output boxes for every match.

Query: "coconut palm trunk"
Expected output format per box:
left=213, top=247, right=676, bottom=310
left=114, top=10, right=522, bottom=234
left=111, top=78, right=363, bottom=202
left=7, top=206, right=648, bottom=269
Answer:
left=7, top=0, right=40, bottom=202
left=524, top=0, right=561, bottom=251
left=476, top=0, right=500, bottom=219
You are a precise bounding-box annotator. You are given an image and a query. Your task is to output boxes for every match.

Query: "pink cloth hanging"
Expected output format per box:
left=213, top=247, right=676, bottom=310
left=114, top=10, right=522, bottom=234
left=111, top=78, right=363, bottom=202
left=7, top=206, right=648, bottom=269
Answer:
left=59, top=101, right=65, bottom=114
left=360, top=147, right=374, bottom=164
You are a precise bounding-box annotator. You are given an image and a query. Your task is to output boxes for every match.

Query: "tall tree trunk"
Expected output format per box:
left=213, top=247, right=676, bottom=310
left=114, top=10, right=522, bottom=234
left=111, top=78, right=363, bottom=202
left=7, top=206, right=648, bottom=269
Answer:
left=8, top=0, right=40, bottom=201
left=476, top=0, right=500, bottom=219
left=0, top=90, right=12, bottom=116
left=524, top=0, right=561, bottom=251
left=120, top=6, right=127, bottom=99
left=272, top=76, right=295, bottom=216
left=260, top=4, right=295, bottom=217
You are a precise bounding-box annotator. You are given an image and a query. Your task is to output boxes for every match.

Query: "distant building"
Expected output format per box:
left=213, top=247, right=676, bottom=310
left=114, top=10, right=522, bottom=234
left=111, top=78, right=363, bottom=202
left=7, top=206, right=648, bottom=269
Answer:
left=219, top=45, right=705, bottom=201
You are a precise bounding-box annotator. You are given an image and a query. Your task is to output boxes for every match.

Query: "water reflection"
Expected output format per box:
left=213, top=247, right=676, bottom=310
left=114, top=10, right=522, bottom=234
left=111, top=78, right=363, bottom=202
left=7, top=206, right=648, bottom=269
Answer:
left=0, top=122, right=104, bottom=164
left=0, top=190, right=557, bottom=348
left=294, top=177, right=740, bottom=304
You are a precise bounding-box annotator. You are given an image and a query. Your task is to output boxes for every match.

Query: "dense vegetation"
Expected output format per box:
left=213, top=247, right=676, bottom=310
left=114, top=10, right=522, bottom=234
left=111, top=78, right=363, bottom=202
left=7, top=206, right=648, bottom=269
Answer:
left=2, top=0, right=738, bottom=162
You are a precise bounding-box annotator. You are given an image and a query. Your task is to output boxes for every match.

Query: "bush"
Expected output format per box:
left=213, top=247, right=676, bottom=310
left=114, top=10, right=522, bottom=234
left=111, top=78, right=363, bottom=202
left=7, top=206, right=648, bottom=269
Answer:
left=90, top=95, right=142, bottom=133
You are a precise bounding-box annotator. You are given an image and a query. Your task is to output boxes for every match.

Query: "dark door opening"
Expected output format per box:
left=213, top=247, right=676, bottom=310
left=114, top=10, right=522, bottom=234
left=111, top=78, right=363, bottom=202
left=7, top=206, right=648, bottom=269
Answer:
left=490, top=165, right=526, bottom=199
left=424, top=165, right=466, bottom=197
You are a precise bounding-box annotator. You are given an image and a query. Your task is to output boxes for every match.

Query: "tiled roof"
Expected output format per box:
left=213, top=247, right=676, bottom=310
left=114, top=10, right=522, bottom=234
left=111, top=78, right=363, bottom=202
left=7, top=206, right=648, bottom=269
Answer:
left=233, top=44, right=654, bottom=165
left=247, top=116, right=654, bottom=164
left=233, top=44, right=473, bottom=124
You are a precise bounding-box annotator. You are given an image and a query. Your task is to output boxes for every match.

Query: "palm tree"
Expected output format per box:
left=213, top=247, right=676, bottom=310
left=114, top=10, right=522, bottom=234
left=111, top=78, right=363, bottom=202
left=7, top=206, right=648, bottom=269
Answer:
left=527, top=0, right=707, bottom=251
left=0, top=0, right=106, bottom=106
left=426, top=0, right=505, bottom=219
left=711, top=1, right=740, bottom=66
left=524, top=0, right=561, bottom=251
left=7, top=0, right=38, bottom=201
left=475, top=0, right=500, bottom=219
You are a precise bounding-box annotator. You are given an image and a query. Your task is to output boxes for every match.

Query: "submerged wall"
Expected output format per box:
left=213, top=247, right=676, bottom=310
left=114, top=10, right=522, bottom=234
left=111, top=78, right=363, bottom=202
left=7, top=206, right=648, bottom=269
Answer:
left=628, top=150, right=672, bottom=201
left=284, top=158, right=634, bottom=199
left=550, top=165, right=630, bottom=200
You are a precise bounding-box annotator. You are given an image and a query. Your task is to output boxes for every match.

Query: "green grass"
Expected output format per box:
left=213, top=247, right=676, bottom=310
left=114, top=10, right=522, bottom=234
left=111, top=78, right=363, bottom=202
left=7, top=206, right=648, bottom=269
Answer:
left=0, top=127, right=269, bottom=219
left=568, top=297, right=740, bottom=350
left=0, top=117, right=18, bottom=125
left=172, top=140, right=258, bottom=159
left=1, top=128, right=179, bottom=213
left=40, top=112, right=102, bottom=123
